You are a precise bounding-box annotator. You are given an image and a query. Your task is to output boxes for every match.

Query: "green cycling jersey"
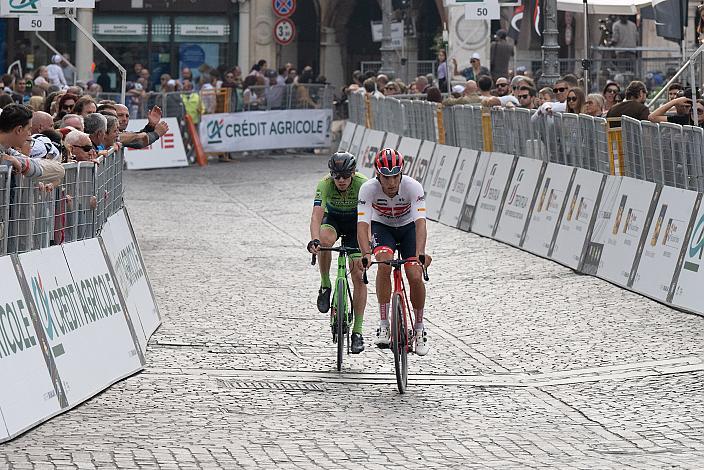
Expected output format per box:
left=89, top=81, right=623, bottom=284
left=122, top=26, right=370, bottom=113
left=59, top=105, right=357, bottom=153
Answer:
left=313, top=172, right=367, bottom=222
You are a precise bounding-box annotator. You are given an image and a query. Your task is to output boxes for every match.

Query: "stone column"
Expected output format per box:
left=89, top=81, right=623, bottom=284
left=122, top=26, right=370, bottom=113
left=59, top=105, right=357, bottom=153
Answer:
left=75, top=8, right=94, bottom=83
left=320, top=26, right=343, bottom=89
left=540, top=0, right=560, bottom=87
left=378, top=0, right=398, bottom=77
left=238, top=0, right=251, bottom=71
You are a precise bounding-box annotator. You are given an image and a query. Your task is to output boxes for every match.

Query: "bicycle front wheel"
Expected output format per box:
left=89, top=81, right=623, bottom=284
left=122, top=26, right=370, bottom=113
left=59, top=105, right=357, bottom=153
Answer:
left=336, top=278, right=346, bottom=371
left=391, top=292, right=408, bottom=394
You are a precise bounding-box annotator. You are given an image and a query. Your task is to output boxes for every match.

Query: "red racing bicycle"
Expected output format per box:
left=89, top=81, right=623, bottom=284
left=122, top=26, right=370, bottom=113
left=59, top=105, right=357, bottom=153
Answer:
left=363, top=254, right=428, bottom=393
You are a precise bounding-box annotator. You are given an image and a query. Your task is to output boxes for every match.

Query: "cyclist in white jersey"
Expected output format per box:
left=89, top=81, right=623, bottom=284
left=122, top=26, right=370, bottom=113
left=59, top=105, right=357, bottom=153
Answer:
left=357, top=148, right=431, bottom=356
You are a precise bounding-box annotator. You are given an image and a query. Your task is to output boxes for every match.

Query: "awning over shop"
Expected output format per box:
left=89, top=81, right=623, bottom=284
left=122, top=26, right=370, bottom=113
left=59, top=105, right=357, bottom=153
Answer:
left=557, top=0, right=652, bottom=14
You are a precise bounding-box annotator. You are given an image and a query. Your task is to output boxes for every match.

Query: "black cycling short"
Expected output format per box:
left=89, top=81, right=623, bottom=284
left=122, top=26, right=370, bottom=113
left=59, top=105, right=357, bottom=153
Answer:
left=371, top=221, right=417, bottom=260
left=321, top=213, right=360, bottom=253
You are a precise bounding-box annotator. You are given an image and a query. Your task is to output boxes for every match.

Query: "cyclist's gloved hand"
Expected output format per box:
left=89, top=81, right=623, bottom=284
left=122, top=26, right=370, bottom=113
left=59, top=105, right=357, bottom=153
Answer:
left=418, top=254, right=431, bottom=267
left=361, top=253, right=371, bottom=268
left=307, top=239, right=320, bottom=254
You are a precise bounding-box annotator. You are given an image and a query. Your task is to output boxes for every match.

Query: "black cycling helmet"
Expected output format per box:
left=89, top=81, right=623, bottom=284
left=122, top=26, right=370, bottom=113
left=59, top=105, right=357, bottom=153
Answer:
left=328, top=151, right=356, bottom=176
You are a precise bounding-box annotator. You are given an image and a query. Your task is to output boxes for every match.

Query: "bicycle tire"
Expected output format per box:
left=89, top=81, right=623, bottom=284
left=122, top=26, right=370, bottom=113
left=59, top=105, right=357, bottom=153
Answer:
left=391, top=292, right=408, bottom=393
left=336, top=278, right=346, bottom=371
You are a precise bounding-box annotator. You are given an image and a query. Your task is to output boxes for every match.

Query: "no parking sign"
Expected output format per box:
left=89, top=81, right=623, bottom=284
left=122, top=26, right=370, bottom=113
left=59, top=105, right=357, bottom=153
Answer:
left=273, top=0, right=296, bottom=17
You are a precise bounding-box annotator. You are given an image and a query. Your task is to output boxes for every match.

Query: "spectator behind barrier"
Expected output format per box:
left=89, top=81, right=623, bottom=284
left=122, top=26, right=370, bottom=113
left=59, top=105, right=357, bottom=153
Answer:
left=517, top=86, right=537, bottom=110
left=566, top=88, right=586, bottom=114
left=65, top=130, right=98, bottom=163
left=477, top=75, right=493, bottom=98
left=425, top=86, right=442, bottom=103
left=84, top=113, right=107, bottom=151
left=104, top=115, right=120, bottom=150
left=74, top=95, right=97, bottom=116
left=0, top=104, right=43, bottom=177
left=537, top=87, right=555, bottom=107
left=31, top=111, right=54, bottom=134
left=602, top=82, right=621, bottom=112
left=606, top=80, right=649, bottom=125
left=585, top=93, right=606, bottom=117
left=60, top=113, right=84, bottom=132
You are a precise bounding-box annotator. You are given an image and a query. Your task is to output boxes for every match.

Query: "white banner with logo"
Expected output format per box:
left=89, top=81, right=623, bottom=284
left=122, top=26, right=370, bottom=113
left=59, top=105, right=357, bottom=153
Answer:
left=631, top=187, right=698, bottom=301
left=408, top=140, right=437, bottom=186
left=458, top=152, right=490, bottom=232
left=348, top=127, right=367, bottom=161
left=18, top=242, right=143, bottom=407
left=494, top=157, right=545, bottom=247
left=551, top=169, right=609, bottom=270
left=471, top=152, right=516, bottom=238
left=669, top=197, right=704, bottom=313
left=0, top=256, right=61, bottom=442
left=358, top=129, right=387, bottom=179
left=439, top=148, right=480, bottom=228
left=124, top=118, right=188, bottom=170
left=396, top=137, right=423, bottom=181
left=425, top=145, right=460, bottom=221
left=200, top=109, right=333, bottom=153
left=338, top=122, right=357, bottom=153
left=522, top=163, right=576, bottom=258
left=593, top=178, right=657, bottom=286
left=99, top=209, right=161, bottom=351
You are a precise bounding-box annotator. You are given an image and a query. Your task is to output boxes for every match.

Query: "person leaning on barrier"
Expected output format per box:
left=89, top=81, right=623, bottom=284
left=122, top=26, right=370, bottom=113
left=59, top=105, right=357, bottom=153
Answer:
left=84, top=113, right=108, bottom=152
left=115, top=104, right=169, bottom=149
left=0, top=104, right=43, bottom=177
left=103, top=115, right=121, bottom=152
left=65, top=130, right=98, bottom=163
left=606, top=80, right=649, bottom=125
left=649, top=96, right=704, bottom=127
left=60, top=113, right=84, bottom=132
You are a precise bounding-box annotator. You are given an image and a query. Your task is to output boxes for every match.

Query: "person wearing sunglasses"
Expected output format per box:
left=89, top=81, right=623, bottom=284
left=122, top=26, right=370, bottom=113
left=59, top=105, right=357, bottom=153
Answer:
left=565, top=88, right=586, bottom=114
left=552, top=78, right=571, bottom=104
left=494, top=77, right=510, bottom=97
left=357, top=148, right=431, bottom=356
left=517, top=86, right=537, bottom=109
left=64, top=130, right=98, bottom=163
left=602, top=82, right=621, bottom=112
left=307, top=152, right=368, bottom=354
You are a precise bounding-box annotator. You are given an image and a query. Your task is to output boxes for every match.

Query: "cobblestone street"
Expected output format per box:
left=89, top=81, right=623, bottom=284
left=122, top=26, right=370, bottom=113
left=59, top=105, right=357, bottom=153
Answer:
left=4, top=152, right=704, bottom=469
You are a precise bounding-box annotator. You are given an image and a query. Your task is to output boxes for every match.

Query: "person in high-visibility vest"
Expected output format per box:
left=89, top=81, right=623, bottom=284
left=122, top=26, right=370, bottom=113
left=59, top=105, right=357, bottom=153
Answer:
left=181, top=79, right=205, bottom=125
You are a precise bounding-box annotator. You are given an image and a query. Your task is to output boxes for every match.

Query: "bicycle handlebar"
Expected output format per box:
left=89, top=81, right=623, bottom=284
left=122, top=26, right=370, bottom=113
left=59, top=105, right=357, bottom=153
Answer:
left=362, top=256, right=429, bottom=284
left=310, top=246, right=359, bottom=266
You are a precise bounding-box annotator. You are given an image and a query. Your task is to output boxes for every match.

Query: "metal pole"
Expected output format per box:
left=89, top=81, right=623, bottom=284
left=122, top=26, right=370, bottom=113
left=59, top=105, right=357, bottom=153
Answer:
left=65, top=10, right=126, bottom=104
left=647, top=44, right=704, bottom=107
left=582, top=0, right=590, bottom=92
left=691, top=50, right=699, bottom=125
left=35, top=32, right=77, bottom=86
left=540, top=0, right=560, bottom=87
left=378, top=0, right=396, bottom=77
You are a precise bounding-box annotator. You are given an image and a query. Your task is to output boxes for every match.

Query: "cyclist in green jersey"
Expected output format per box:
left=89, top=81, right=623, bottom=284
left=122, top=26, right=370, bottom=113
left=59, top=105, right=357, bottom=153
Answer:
left=307, top=152, right=368, bottom=353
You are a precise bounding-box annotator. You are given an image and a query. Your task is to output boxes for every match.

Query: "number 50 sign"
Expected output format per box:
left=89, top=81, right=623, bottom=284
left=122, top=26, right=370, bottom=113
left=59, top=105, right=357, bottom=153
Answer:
left=464, top=0, right=500, bottom=20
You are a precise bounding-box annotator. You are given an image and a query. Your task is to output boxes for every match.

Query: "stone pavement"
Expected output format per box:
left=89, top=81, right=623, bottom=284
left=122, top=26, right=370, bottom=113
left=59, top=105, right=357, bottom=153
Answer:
left=3, top=152, right=704, bottom=469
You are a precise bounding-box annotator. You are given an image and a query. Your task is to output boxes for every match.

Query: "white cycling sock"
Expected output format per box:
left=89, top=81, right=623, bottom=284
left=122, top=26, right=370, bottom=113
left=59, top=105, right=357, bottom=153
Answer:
left=379, top=303, right=390, bottom=324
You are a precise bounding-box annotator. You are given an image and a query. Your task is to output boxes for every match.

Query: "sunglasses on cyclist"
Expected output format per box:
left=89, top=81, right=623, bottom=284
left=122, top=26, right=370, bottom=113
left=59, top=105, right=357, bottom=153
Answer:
left=332, top=172, right=352, bottom=180
left=73, top=144, right=95, bottom=152
left=377, top=166, right=402, bottom=177
left=553, top=87, right=567, bottom=93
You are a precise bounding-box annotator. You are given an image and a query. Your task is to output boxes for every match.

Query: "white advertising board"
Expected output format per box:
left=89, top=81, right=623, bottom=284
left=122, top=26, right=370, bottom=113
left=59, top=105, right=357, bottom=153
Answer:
left=551, top=169, right=609, bottom=270
left=100, top=209, right=161, bottom=349
left=407, top=140, right=436, bottom=186
left=669, top=197, right=704, bottom=313
left=493, top=157, right=545, bottom=247
left=358, top=129, right=386, bottom=179
left=630, top=187, right=698, bottom=301
left=348, top=126, right=366, bottom=160
left=200, top=109, right=332, bottom=153
left=425, top=145, right=460, bottom=221
left=471, top=152, right=516, bottom=238
left=458, top=151, right=490, bottom=232
left=338, top=122, right=357, bottom=152
left=18, top=243, right=143, bottom=407
left=522, top=163, right=576, bottom=257
left=124, top=118, right=188, bottom=170
left=592, top=178, right=658, bottom=286
left=439, top=148, right=480, bottom=227
left=395, top=137, right=423, bottom=181
left=0, top=256, right=61, bottom=442
left=382, top=132, right=401, bottom=151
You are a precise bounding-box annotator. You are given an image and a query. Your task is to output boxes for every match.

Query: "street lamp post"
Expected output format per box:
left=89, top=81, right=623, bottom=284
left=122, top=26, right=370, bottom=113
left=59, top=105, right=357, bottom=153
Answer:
left=540, top=0, right=560, bottom=87
left=379, top=0, right=398, bottom=77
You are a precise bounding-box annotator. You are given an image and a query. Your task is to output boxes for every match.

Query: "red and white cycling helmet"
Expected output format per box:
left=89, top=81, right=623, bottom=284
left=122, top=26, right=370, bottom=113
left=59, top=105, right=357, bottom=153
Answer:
left=374, top=148, right=404, bottom=176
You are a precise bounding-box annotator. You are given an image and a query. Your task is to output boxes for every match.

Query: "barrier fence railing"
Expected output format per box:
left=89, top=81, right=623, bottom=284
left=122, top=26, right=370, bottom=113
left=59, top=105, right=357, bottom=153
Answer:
left=93, top=84, right=335, bottom=120
left=355, top=93, right=704, bottom=189
left=0, top=148, right=125, bottom=257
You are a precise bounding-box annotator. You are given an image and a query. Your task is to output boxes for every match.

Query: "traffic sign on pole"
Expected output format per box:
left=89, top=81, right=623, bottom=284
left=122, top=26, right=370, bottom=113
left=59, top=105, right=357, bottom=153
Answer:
left=272, top=0, right=296, bottom=18
left=274, top=17, right=295, bottom=45
left=19, top=14, right=55, bottom=31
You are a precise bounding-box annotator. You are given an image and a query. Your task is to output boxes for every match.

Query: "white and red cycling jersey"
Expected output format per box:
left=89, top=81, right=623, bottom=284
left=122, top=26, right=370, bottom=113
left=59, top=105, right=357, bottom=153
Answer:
left=357, top=176, right=426, bottom=227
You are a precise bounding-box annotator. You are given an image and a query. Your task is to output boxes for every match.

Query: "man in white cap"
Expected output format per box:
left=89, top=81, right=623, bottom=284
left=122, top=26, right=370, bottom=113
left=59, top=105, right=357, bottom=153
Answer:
left=47, top=54, right=68, bottom=89
left=451, top=52, right=490, bottom=82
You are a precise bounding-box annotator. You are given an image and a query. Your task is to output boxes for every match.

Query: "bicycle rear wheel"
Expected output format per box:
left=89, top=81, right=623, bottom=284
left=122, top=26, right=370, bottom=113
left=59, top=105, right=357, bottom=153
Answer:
left=336, top=278, right=346, bottom=371
left=391, top=292, right=408, bottom=393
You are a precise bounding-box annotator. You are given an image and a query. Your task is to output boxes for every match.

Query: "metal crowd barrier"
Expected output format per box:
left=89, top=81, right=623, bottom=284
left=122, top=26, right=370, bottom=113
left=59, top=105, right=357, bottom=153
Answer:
left=0, top=149, right=125, bottom=257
